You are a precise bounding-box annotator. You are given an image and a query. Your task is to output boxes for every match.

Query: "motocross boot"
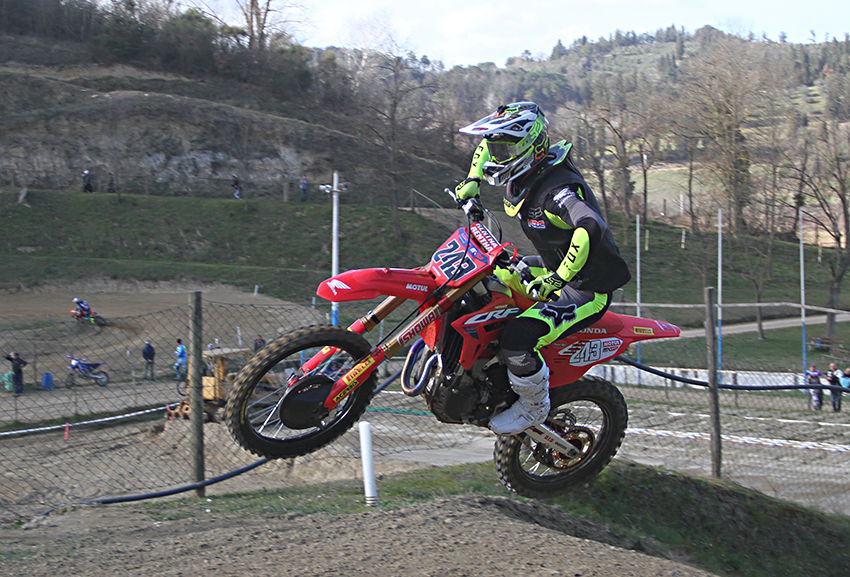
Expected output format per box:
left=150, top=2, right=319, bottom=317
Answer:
left=489, top=364, right=551, bottom=435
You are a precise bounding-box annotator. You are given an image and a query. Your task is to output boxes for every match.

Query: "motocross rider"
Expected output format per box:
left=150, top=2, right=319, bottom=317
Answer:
left=73, top=297, right=92, bottom=318
left=454, top=102, right=631, bottom=435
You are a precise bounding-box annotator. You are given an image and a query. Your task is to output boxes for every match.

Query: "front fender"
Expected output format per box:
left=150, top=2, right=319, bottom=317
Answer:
left=317, top=268, right=438, bottom=302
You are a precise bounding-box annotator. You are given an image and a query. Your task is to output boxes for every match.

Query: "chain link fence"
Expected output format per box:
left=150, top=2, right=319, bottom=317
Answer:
left=1, top=296, right=848, bottom=521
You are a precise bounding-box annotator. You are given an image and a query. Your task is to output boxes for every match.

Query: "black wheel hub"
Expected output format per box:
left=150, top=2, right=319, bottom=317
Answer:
left=278, top=375, right=333, bottom=429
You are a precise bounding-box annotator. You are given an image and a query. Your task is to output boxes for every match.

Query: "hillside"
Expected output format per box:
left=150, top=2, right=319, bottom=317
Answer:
left=0, top=37, right=462, bottom=205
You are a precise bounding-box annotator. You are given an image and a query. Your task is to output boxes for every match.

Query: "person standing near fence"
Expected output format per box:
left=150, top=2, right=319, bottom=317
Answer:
left=174, top=339, right=187, bottom=381
left=5, top=352, right=27, bottom=397
left=299, top=175, right=309, bottom=202
left=253, top=334, right=266, bottom=355
left=805, top=364, right=823, bottom=410
left=142, top=340, right=156, bottom=380
left=826, top=362, right=844, bottom=412
left=232, top=174, right=242, bottom=199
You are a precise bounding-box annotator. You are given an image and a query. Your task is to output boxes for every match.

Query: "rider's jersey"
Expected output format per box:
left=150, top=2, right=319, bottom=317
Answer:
left=512, top=155, right=631, bottom=294
left=78, top=301, right=91, bottom=314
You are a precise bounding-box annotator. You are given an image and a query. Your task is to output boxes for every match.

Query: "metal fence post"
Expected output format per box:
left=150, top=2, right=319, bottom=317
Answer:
left=188, top=291, right=205, bottom=497
left=705, top=286, right=721, bottom=478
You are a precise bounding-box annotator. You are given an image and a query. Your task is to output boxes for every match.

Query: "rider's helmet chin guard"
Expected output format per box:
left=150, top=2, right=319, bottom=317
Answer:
left=458, top=102, right=550, bottom=213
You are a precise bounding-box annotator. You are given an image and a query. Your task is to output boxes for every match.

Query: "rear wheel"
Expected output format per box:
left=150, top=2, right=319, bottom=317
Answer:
left=494, top=376, right=627, bottom=498
left=65, top=373, right=75, bottom=388
left=92, top=371, right=109, bottom=386
left=225, top=325, right=376, bottom=459
left=93, top=316, right=107, bottom=327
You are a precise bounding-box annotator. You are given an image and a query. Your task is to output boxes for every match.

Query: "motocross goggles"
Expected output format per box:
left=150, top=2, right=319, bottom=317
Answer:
left=486, top=139, right=524, bottom=163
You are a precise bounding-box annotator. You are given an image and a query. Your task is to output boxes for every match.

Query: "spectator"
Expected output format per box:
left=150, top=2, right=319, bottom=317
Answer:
left=232, top=174, right=242, bottom=199
left=826, top=362, right=844, bottom=412
left=300, top=175, right=309, bottom=202
left=254, top=334, right=266, bottom=354
left=805, top=364, right=823, bottom=410
left=174, top=338, right=187, bottom=381
left=841, top=368, right=850, bottom=394
left=142, top=340, right=155, bottom=380
left=107, top=172, right=116, bottom=194
left=82, top=169, right=93, bottom=193
left=5, top=352, right=27, bottom=397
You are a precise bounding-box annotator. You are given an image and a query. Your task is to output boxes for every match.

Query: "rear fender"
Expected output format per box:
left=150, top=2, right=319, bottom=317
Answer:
left=317, top=268, right=438, bottom=302
left=545, top=312, right=681, bottom=388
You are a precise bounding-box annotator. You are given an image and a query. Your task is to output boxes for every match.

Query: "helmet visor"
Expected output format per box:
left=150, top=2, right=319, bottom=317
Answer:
left=487, top=140, right=523, bottom=163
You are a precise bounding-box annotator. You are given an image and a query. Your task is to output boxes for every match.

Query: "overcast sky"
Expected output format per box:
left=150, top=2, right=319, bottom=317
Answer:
left=284, top=0, right=849, bottom=67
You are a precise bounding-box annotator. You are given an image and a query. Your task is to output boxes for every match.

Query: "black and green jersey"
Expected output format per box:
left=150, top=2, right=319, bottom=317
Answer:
left=513, top=158, right=631, bottom=294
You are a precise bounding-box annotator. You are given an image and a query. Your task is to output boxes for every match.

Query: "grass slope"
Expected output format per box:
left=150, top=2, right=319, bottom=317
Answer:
left=1, top=188, right=846, bottom=316
left=0, top=189, right=454, bottom=303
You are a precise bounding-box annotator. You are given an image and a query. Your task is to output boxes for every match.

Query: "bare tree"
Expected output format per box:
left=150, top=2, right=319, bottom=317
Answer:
left=789, top=119, right=850, bottom=336
left=354, top=30, right=437, bottom=239
left=677, top=36, right=776, bottom=234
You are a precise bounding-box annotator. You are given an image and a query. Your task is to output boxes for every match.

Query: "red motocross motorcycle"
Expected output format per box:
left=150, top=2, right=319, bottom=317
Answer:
left=225, top=196, right=680, bottom=498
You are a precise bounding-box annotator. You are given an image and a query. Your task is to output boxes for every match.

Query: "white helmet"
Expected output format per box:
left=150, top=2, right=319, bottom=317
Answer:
left=458, top=102, right=550, bottom=187
left=73, top=297, right=80, bottom=303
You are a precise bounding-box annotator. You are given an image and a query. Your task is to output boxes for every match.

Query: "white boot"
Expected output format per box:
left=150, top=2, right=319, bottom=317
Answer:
left=489, top=365, right=551, bottom=435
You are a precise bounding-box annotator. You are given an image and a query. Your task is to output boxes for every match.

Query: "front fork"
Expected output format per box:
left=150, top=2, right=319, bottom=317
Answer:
left=300, top=273, right=489, bottom=411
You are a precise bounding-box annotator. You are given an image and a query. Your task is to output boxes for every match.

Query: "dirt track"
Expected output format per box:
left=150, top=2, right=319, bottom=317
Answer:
left=0, top=495, right=718, bottom=577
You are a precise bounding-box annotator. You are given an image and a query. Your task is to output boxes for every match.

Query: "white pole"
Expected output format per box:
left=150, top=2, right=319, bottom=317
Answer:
left=332, top=171, right=340, bottom=326
left=717, top=208, right=723, bottom=377
left=636, top=214, right=642, bottom=385
left=359, top=421, right=378, bottom=506
left=237, top=326, right=242, bottom=348
left=800, top=207, right=807, bottom=370
left=636, top=214, right=641, bottom=319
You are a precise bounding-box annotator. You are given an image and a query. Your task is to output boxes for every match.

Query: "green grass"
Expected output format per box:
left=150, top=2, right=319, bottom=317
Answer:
left=136, top=460, right=850, bottom=577
left=1, top=188, right=846, bottom=315
left=0, top=190, right=455, bottom=302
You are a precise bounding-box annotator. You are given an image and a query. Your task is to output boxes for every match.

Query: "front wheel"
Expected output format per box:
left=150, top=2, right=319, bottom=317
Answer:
left=92, top=371, right=109, bottom=386
left=93, top=316, right=107, bottom=327
left=225, top=325, right=376, bottom=460
left=494, top=376, right=627, bottom=498
left=65, top=373, right=75, bottom=388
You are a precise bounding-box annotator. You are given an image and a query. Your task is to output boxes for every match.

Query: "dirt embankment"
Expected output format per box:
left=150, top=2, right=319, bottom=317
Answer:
left=0, top=495, right=717, bottom=577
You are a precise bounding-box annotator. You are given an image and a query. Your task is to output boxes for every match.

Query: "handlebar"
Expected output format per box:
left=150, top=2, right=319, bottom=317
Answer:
left=444, top=188, right=485, bottom=223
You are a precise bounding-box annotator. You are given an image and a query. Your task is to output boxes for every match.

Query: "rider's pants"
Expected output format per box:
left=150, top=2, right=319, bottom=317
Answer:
left=496, top=256, right=612, bottom=377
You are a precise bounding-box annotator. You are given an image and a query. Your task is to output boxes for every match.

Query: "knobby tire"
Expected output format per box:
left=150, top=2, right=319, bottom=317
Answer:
left=494, top=376, right=627, bottom=498
left=225, top=325, right=376, bottom=460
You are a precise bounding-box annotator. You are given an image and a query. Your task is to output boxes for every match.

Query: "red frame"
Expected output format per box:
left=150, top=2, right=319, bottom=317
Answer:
left=312, top=224, right=680, bottom=408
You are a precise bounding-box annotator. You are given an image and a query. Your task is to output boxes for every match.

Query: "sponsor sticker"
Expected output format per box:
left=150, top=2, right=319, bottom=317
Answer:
left=398, top=309, right=440, bottom=345
left=633, top=326, right=654, bottom=335
left=578, top=327, right=607, bottom=334
left=558, top=338, right=624, bottom=366
left=464, top=307, right=520, bottom=325
left=333, top=356, right=376, bottom=403
left=470, top=222, right=500, bottom=253
left=326, top=279, right=351, bottom=296
left=405, top=283, right=429, bottom=292
left=527, top=219, right=545, bottom=229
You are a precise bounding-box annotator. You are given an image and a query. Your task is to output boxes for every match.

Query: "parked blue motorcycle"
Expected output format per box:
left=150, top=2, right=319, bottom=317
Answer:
left=65, top=356, right=109, bottom=387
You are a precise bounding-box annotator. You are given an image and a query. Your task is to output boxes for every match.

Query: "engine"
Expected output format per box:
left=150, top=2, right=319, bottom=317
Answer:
left=401, top=285, right=517, bottom=425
